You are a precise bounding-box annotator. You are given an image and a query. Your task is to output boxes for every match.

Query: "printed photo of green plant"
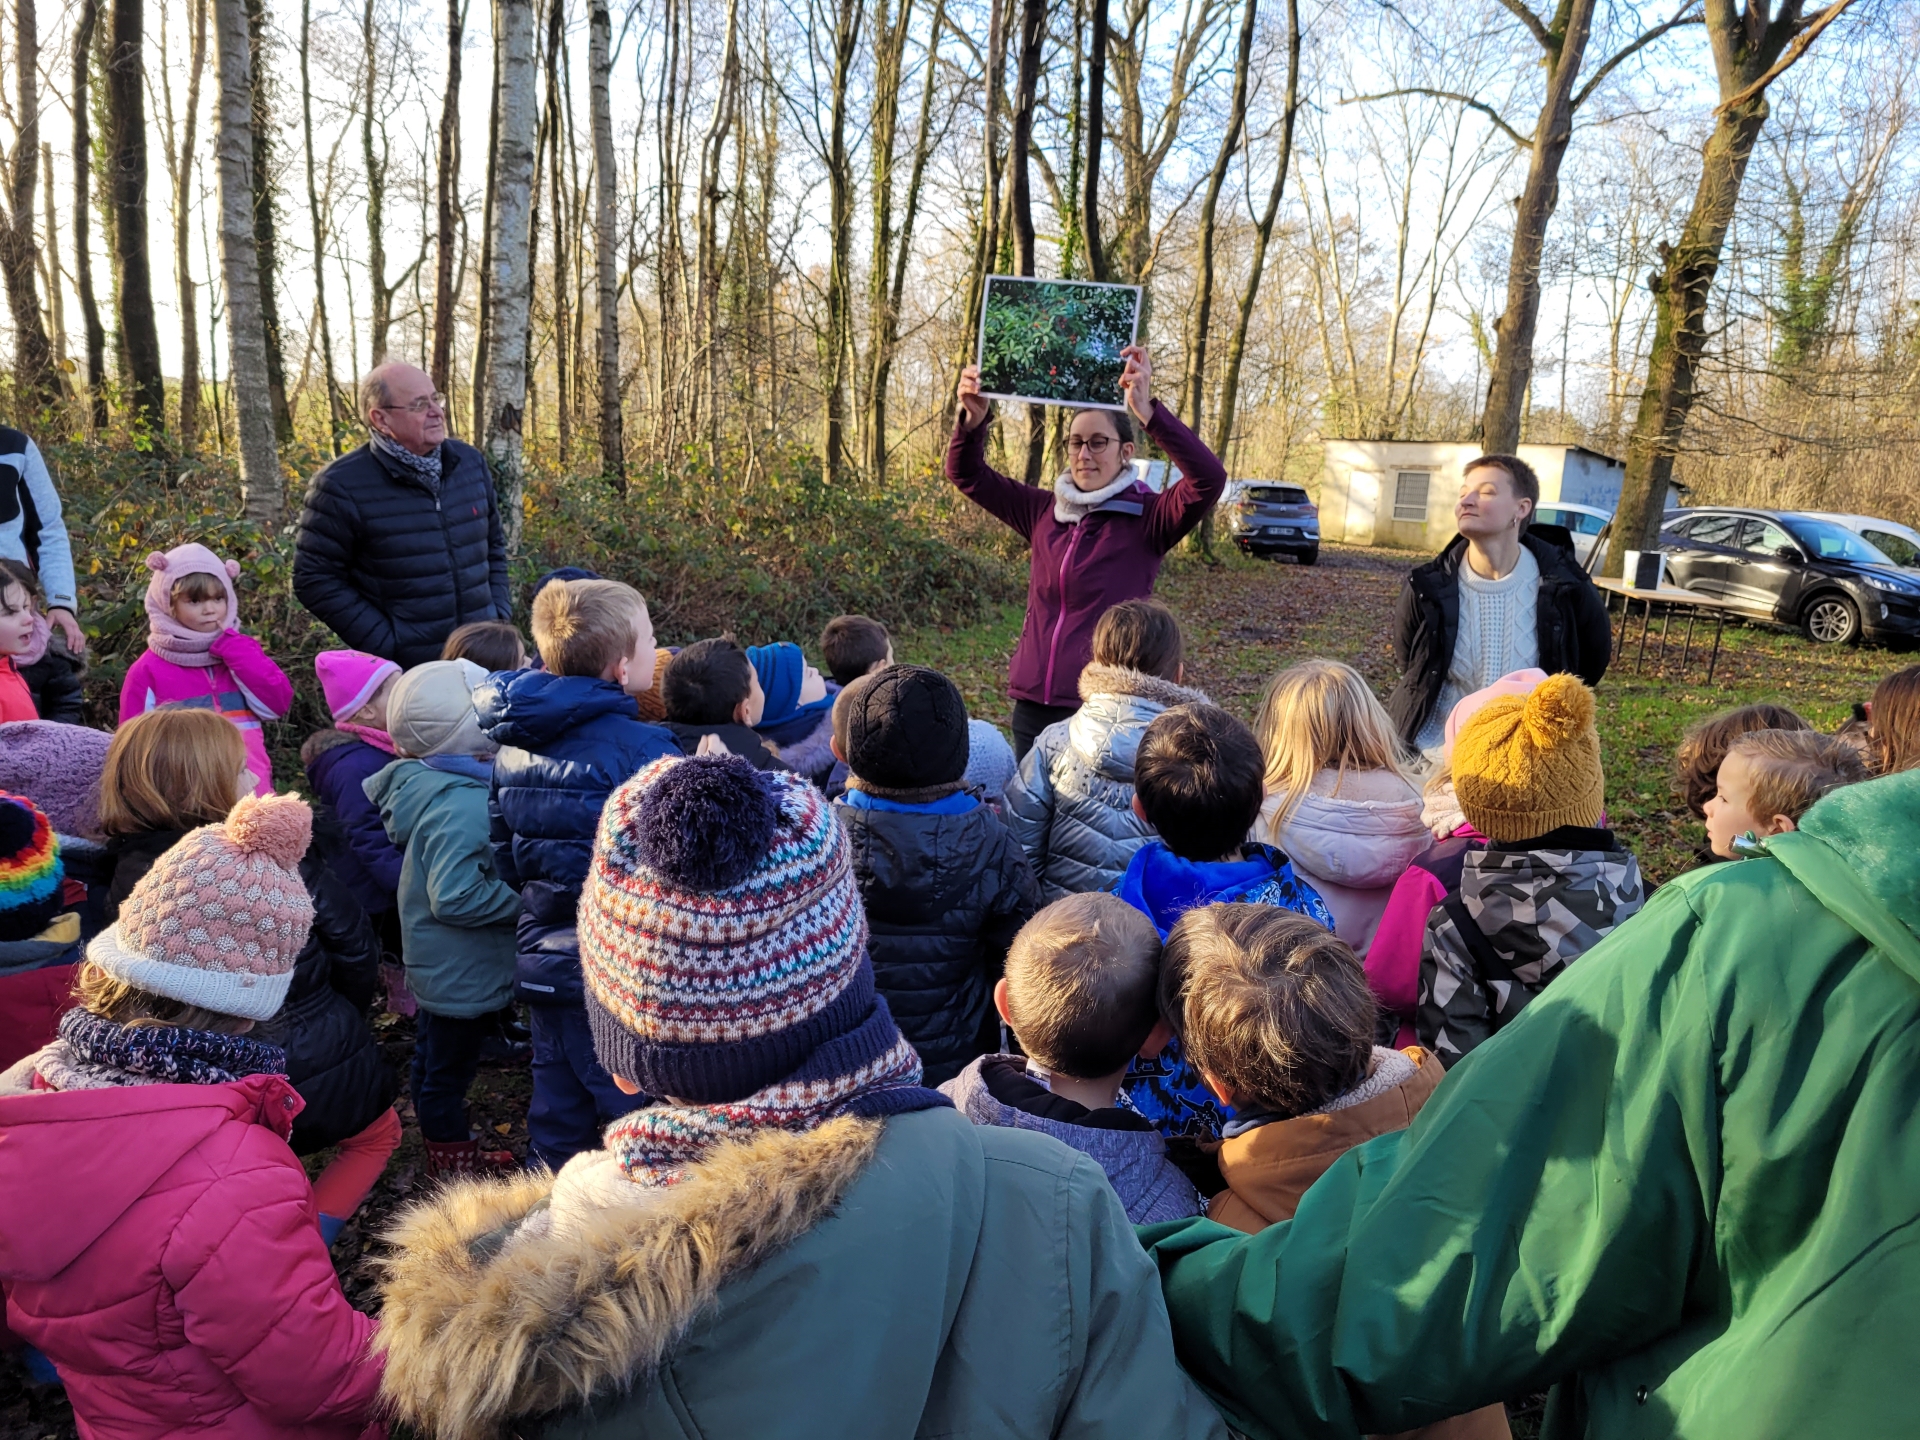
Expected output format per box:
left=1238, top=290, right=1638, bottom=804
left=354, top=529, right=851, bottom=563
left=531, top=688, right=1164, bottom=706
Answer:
left=977, top=276, right=1142, bottom=408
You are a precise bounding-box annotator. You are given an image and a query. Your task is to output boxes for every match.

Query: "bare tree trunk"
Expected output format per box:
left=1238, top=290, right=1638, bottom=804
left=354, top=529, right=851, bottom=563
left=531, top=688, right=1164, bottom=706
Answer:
left=431, top=0, right=462, bottom=394
left=72, top=0, right=109, bottom=428
left=361, top=0, right=391, bottom=360
left=40, top=146, right=66, bottom=377
left=955, top=0, right=1008, bottom=392
left=106, top=0, right=167, bottom=435
left=1213, top=0, right=1297, bottom=458
left=589, top=0, right=621, bottom=483
left=818, top=0, right=863, bottom=483
left=861, top=0, right=910, bottom=474
left=1008, top=0, right=1045, bottom=482
left=1178, top=0, right=1255, bottom=437
left=485, top=0, right=537, bottom=550
left=175, top=0, right=209, bottom=453
left=300, top=0, right=344, bottom=451
left=867, top=0, right=943, bottom=484
left=1080, top=0, right=1109, bottom=281
left=1605, top=0, right=1843, bottom=574
left=542, top=0, right=571, bottom=463
left=471, top=32, right=500, bottom=434
left=0, top=0, right=62, bottom=410
left=242, top=0, right=292, bottom=442
left=694, top=0, right=740, bottom=461
left=214, top=0, right=280, bottom=521
left=1479, top=0, right=1596, bottom=452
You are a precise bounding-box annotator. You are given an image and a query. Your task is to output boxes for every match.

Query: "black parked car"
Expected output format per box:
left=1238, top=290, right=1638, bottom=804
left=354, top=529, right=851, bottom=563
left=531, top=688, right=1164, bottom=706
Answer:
left=1656, top=507, right=1920, bottom=645
left=1226, top=482, right=1319, bottom=564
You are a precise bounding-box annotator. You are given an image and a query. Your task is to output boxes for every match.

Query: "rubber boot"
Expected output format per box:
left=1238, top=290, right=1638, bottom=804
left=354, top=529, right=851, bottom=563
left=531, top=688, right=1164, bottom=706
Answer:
left=422, top=1136, right=517, bottom=1181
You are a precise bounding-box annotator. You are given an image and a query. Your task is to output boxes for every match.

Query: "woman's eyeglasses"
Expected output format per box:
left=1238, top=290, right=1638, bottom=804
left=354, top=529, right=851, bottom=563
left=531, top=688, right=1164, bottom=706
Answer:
left=1067, top=435, right=1115, bottom=455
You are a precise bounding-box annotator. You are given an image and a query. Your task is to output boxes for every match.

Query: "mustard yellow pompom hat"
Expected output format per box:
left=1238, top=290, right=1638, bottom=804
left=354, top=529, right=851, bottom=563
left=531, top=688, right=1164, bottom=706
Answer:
left=1451, top=672, right=1604, bottom=844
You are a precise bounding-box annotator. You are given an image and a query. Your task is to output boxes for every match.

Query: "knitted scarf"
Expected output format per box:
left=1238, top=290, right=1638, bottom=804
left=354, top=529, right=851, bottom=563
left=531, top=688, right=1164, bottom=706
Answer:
left=1052, top=467, right=1141, bottom=525
left=37, top=1009, right=287, bottom=1091
left=603, top=1000, right=947, bottom=1189
left=371, top=430, right=443, bottom=493
left=145, top=593, right=232, bottom=669
left=340, top=722, right=397, bottom=755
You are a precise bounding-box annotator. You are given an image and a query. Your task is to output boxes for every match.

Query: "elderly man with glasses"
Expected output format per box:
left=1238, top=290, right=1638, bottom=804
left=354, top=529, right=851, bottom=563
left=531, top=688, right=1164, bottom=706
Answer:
left=294, top=362, right=512, bottom=666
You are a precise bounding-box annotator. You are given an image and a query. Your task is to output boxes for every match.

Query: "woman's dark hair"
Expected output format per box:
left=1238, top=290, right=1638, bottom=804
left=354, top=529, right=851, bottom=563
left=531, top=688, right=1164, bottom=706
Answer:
left=0, top=557, right=39, bottom=609
left=1072, top=408, right=1134, bottom=447
left=663, top=638, right=754, bottom=725
left=1869, top=665, right=1920, bottom=775
left=1092, top=598, right=1183, bottom=680
left=1673, top=704, right=1809, bottom=817
left=441, top=620, right=528, bottom=673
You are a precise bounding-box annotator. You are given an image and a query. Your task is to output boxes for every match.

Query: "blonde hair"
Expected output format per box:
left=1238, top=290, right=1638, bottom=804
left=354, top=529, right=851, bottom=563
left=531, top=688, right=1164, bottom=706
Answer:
left=532, top=578, right=647, bottom=677
left=71, top=960, right=252, bottom=1034
left=1252, top=659, right=1410, bottom=839
left=98, top=709, right=246, bottom=837
left=1166, top=903, right=1375, bottom=1118
left=1728, top=729, right=1868, bottom=825
left=1003, top=893, right=1163, bottom=1079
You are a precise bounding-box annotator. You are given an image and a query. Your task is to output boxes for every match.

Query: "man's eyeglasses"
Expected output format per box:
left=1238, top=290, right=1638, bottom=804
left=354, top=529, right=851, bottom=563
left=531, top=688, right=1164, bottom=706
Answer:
left=1067, top=435, right=1115, bottom=454
left=378, top=393, right=447, bottom=416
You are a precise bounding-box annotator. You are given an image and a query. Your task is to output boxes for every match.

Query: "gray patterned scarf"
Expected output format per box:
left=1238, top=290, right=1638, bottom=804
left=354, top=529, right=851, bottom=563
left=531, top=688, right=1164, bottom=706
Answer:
left=371, top=430, right=443, bottom=494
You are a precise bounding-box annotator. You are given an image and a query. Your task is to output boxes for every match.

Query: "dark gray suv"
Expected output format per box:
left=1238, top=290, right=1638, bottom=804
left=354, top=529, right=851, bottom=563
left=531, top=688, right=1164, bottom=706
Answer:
left=1656, top=507, right=1920, bottom=645
left=1226, top=483, right=1320, bottom=564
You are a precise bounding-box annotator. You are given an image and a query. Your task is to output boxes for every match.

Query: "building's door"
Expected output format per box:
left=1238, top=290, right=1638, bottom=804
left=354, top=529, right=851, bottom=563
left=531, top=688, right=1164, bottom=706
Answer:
left=1344, top=470, right=1381, bottom=543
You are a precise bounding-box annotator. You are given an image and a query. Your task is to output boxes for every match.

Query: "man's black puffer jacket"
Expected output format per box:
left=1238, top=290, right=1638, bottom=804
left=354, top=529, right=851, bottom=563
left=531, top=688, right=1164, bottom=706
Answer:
left=256, top=853, right=398, bottom=1154
left=1386, top=526, right=1613, bottom=746
left=293, top=438, right=511, bottom=667
left=838, top=797, right=1041, bottom=1086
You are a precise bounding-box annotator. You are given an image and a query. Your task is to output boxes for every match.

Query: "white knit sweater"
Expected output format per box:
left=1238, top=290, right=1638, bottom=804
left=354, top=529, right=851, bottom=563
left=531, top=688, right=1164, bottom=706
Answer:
left=1417, top=547, right=1542, bottom=753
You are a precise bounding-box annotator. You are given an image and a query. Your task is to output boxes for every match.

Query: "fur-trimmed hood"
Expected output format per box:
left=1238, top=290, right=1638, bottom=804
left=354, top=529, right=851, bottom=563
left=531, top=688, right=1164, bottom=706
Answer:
left=1076, top=662, right=1208, bottom=711
left=1065, top=666, right=1209, bottom=785
left=375, top=1117, right=884, bottom=1439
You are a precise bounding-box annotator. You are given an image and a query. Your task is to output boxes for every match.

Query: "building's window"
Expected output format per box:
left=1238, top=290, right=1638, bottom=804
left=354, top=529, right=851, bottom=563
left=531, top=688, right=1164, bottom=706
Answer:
left=1392, top=471, right=1429, bottom=522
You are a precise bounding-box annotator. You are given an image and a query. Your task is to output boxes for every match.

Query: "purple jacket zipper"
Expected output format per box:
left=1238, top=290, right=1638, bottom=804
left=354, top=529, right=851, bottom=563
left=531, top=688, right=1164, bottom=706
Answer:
left=1043, top=522, right=1084, bottom=700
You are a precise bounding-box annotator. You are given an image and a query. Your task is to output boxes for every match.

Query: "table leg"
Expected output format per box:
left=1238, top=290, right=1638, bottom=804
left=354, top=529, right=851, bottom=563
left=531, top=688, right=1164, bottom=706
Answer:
left=1610, top=592, right=1628, bottom=657
left=1681, top=610, right=1697, bottom=673
left=1705, top=612, right=1724, bottom=683
left=1658, top=607, right=1673, bottom=673
left=1635, top=599, right=1654, bottom=673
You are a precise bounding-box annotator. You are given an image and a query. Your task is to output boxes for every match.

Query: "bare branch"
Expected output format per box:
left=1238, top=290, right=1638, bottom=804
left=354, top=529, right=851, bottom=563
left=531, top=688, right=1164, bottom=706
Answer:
left=1572, top=2, right=1704, bottom=112
left=1339, top=88, right=1532, bottom=149
left=1490, top=0, right=1553, bottom=52
left=1715, top=0, right=1860, bottom=115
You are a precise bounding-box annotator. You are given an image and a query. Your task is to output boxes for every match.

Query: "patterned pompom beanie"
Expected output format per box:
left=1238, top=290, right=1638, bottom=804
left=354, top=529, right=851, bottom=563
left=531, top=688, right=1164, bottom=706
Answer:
left=0, top=790, right=64, bottom=942
left=579, top=753, right=935, bottom=1110
left=87, top=793, right=316, bottom=1021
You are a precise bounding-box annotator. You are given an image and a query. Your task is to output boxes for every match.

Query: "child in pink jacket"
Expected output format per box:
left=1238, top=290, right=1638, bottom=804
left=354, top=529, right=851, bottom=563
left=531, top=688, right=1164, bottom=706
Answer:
left=119, top=543, right=293, bottom=796
left=0, top=793, right=383, bottom=1440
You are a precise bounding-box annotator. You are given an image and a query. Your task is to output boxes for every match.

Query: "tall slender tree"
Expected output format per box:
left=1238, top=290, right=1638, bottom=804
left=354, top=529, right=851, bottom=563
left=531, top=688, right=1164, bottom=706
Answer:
left=106, top=0, right=167, bottom=434
left=588, top=0, right=621, bottom=481
left=1007, top=0, right=1047, bottom=481
left=1080, top=0, right=1110, bottom=281
left=818, top=0, right=865, bottom=482
left=72, top=0, right=109, bottom=427
left=485, top=0, right=539, bottom=549
left=0, top=0, right=64, bottom=410
left=431, top=0, right=463, bottom=394
left=1605, top=0, right=1861, bottom=573
left=214, top=0, right=280, bottom=519
left=166, top=0, right=209, bottom=452
left=244, top=0, right=293, bottom=441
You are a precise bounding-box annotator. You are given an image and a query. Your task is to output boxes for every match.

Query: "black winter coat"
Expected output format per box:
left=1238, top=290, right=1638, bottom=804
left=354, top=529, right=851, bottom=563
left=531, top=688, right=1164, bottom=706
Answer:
left=107, top=833, right=396, bottom=1152
left=292, top=438, right=511, bottom=667
left=1386, top=528, right=1613, bottom=746
left=18, top=633, right=83, bottom=723
left=837, top=797, right=1041, bottom=1086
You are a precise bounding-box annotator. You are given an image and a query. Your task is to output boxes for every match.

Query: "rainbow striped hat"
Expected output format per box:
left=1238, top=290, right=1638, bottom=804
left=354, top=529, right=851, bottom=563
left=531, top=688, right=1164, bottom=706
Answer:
left=0, top=790, right=64, bottom=943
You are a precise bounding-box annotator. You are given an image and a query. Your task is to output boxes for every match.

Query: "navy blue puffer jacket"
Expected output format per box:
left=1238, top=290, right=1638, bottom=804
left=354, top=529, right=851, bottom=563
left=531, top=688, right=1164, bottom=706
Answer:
left=293, top=439, right=511, bottom=667
left=478, top=670, right=682, bottom=1005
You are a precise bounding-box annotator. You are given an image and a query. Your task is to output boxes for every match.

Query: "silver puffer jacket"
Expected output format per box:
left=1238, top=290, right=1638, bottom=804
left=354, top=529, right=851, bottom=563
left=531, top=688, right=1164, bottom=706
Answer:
left=1003, top=664, right=1209, bottom=900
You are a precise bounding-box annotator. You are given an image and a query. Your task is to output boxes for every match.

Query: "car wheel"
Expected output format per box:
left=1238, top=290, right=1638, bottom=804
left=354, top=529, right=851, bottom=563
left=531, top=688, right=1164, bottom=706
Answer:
left=1801, top=593, right=1860, bottom=645
left=1297, top=547, right=1319, bottom=566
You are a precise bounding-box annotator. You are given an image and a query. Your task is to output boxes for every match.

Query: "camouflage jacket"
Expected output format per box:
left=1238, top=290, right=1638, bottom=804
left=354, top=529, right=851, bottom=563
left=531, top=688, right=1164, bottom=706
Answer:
left=1416, top=826, right=1644, bottom=1067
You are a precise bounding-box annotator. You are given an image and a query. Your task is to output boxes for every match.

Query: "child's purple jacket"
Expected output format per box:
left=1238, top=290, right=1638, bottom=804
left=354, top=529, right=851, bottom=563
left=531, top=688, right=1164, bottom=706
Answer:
left=945, top=400, right=1227, bottom=708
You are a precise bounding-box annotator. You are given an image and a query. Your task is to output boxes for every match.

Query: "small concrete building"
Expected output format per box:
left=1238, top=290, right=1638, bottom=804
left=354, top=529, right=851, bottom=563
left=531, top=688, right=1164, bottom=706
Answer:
left=1319, top=440, right=1626, bottom=550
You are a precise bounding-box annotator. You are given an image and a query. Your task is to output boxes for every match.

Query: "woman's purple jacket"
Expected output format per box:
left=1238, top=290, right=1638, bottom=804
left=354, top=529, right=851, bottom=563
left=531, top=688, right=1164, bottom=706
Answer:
left=946, top=400, right=1227, bottom=708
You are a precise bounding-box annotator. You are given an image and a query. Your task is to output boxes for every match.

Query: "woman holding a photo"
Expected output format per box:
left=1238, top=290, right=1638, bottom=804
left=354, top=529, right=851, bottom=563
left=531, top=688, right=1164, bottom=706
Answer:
left=950, top=344, right=1228, bottom=759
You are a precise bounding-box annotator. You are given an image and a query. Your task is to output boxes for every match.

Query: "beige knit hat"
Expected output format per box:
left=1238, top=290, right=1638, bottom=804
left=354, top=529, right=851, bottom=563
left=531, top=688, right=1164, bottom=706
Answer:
left=87, top=793, right=316, bottom=1021
left=1451, top=673, right=1604, bottom=844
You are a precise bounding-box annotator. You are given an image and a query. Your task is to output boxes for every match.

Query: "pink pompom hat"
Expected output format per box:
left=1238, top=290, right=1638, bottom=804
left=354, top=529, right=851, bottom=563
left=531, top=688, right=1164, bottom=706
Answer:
left=1443, top=668, right=1550, bottom=757
left=86, top=793, right=316, bottom=1022
left=315, top=649, right=401, bottom=726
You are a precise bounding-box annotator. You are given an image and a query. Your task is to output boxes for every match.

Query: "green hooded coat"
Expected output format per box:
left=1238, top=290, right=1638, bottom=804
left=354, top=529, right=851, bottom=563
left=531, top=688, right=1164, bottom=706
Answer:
left=365, top=758, right=520, bottom=1018
left=1142, top=767, right=1920, bottom=1439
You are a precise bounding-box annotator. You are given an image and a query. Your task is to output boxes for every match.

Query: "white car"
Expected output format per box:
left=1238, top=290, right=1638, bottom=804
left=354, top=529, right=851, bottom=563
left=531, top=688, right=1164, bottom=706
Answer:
left=1799, top=512, right=1920, bottom=570
left=1532, top=502, right=1612, bottom=566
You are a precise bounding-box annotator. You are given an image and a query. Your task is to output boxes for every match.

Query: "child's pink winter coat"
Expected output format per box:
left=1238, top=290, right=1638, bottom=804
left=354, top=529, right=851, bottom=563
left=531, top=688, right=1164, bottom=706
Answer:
left=0, top=1072, right=384, bottom=1439
left=1365, top=825, right=1486, bottom=1049
left=120, top=632, right=292, bottom=796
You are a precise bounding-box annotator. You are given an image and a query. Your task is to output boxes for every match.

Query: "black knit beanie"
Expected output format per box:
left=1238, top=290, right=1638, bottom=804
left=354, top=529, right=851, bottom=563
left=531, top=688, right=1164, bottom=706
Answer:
left=843, top=665, right=970, bottom=794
